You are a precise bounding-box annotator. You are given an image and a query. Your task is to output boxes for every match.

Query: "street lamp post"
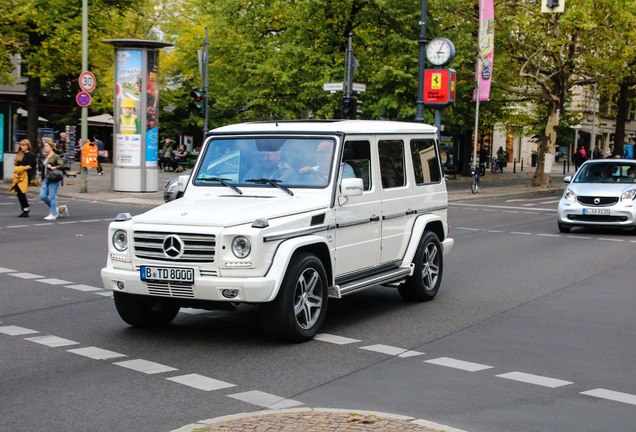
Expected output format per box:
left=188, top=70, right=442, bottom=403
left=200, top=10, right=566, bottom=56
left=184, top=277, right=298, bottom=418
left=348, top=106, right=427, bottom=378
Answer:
left=415, top=0, right=428, bottom=123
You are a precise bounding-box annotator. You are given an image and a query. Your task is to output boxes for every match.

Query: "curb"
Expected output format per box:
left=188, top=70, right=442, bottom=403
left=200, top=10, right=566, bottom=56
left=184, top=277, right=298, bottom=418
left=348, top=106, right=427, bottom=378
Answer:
left=171, top=408, right=469, bottom=432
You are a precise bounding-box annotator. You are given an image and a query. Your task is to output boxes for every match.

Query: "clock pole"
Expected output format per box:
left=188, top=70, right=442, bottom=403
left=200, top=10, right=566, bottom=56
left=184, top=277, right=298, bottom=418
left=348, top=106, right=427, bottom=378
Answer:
left=415, top=0, right=428, bottom=123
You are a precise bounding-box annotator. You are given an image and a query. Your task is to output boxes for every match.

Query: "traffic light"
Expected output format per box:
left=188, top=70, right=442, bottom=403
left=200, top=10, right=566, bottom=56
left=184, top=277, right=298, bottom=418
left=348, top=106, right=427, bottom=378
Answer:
left=342, top=97, right=356, bottom=120
left=190, top=89, right=204, bottom=114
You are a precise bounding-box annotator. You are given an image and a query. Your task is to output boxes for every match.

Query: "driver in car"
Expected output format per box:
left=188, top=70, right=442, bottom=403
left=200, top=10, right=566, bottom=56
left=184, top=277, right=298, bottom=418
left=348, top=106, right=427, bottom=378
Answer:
left=244, top=145, right=293, bottom=182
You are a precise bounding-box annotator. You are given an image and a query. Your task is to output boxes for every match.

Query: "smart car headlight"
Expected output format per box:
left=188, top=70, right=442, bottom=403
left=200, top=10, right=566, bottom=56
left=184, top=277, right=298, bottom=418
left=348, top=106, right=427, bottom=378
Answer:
left=112, top=230, right=128, bottom=252
left=563, top=188, right=576, bottom=202
left=231, top=236, right=251, bottom=258
left=621, top=189, right=636, bottom=202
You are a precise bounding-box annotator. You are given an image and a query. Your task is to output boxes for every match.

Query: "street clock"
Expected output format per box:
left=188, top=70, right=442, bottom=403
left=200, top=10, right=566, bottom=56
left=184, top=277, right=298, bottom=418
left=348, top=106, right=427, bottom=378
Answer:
left=426, top=38, right=455, bottom=67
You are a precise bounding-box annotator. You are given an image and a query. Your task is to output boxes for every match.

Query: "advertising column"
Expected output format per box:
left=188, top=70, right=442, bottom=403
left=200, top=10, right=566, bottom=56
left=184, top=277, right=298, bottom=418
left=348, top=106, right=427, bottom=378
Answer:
left=103, top=39, right=172, bottom=192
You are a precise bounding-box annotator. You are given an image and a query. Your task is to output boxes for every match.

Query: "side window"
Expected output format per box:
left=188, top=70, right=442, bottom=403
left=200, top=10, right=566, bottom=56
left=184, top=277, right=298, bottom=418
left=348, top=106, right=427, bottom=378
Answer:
left=379, top=140, right=405, bottom=189
left=343, top=140, right=372, bottom=191
left=410, top=139, right=442, bottom=184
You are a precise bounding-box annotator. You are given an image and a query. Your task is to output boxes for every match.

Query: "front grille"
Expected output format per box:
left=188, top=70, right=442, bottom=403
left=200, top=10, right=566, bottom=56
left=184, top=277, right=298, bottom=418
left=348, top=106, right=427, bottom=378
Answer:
left=577, top=196, right=618, bottom=206
left=134, top=231, right=215, bottom=263
left=568, top=215, right=628, bottom=222
left=146, top=281, right=195, bottom=298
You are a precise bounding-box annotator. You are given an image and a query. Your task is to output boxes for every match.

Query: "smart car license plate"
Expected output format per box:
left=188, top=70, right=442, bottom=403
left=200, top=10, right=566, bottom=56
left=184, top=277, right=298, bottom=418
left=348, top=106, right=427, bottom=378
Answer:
left=582, top=208, right=610, bottom=215
left=140, top=266, right=194, bottom=283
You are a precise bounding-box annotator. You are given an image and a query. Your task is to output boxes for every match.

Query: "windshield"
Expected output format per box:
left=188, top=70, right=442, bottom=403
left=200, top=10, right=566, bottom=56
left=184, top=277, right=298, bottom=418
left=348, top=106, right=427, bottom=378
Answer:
left=193, top=137, right=336, bottom=189
left=574, top=163, right=636, bottom=183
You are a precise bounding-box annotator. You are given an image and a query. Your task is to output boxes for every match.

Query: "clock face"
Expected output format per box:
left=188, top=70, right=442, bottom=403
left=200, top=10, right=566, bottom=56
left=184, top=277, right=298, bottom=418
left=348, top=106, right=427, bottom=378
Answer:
left=426, top=38, right=454, bottom=66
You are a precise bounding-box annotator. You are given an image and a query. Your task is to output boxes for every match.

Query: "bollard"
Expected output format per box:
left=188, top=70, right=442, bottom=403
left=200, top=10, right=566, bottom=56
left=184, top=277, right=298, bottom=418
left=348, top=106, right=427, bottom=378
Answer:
left=563, top=159, right=566, bottom=175
left=521, top=157, right=524, bottom=172
left=513, top=157, right=516, bottom=173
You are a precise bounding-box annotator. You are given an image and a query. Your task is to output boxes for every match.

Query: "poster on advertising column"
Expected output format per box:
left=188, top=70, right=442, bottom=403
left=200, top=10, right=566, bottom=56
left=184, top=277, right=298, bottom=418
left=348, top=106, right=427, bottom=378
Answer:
left=146, top=50, right=159, bottom=167
left=115, top=49, right=142, bottom=166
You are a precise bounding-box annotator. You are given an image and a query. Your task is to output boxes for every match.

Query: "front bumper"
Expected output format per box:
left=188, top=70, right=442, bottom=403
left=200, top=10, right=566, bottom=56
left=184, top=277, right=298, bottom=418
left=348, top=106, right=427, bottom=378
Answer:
left=558, top=200, right=636, bottom=227
left=101, top=266, right=278, bottom=303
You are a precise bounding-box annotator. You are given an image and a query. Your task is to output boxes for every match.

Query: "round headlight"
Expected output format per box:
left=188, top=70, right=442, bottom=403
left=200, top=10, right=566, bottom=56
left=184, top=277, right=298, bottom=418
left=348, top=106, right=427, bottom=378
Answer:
left=231, top=236, right=251, bottom=258
left=112, top=230, right=128, bottom=252
left=563, top=188, right=576, bottom=202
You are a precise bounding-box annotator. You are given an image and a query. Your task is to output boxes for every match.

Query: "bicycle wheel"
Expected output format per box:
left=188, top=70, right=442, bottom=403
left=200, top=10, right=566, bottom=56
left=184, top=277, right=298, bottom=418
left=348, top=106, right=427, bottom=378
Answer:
left=471, top=174, right=479, bottom=194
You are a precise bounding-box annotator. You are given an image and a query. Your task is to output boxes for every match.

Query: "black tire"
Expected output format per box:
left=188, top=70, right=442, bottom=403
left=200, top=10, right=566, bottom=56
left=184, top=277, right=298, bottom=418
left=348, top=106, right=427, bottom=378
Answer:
left=471, top=176, right=479, bottom=194
left=261, top=253, right=328, bottom=342
left=399, top=231, right=443, bottom=301
left=558, top=221, right=572, bottom=233
left=113, top=292, right=180, bottom=327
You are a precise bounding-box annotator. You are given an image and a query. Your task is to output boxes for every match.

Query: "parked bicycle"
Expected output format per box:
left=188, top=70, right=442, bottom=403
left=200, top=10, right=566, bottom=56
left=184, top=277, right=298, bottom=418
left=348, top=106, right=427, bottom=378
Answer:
left=491, top=157, right=500, bottom=174
left=471, top=165, right=480, bottom=194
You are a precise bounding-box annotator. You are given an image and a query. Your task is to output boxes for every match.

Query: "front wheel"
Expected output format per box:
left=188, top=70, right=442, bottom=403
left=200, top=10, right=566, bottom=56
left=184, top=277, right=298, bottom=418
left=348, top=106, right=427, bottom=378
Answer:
left=471, top=175, right=479, bottom=194
left=261, top=253, right=328, bottom=342
left=558, top=221, right=572, bottom=233
left=113, top=292, right=180, bottom=327
left=399, top=231, right=443, bottom=301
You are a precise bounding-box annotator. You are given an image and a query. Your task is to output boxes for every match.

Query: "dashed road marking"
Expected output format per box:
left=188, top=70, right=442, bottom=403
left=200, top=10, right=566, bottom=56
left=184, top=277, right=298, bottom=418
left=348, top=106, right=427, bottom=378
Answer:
left=68, top=346, right=127, bottom=360
left=36, top=278, right=73, bottom=285
left=9, top=272, right=44, bottom=279
left=114, top=359, right=178, bottom=374
left=228, top=390, right=303, bottom=409
left=65, top=284, right=102, bottom=292
left=496, top=371, right=573, bottom=388
left=25, top=335, right=79, bottom=348
left=167, top=374, right=236, bottom=391
left=580, top=388, right=636, bottom=406
left=315, top=333, right=361, bottom=345
left=359, top=344, right=408, bottom=356
left=0, top=267, right=16, bottom=273
left=0, top=325, right=39, bottom=336
left=424, top=357, right=493, bottom=372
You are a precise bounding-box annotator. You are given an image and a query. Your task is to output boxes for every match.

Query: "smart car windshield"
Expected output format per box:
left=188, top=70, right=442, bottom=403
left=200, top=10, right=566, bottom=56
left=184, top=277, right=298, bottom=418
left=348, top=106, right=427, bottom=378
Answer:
left=193, top=137, right=336, bottom=189
left=574, top=162, right=636, bottom=184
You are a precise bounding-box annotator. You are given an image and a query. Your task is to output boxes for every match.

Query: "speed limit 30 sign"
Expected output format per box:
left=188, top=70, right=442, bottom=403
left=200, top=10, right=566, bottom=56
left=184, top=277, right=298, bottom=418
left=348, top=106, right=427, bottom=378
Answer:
left=79, top=71, right=96, bottom=92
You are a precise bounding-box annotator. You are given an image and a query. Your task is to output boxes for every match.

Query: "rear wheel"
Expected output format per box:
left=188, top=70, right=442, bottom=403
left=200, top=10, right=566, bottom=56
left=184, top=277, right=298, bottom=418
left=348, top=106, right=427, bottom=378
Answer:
left=471, top=175, right=479, bottom=194
left=113, top=292, right=180, bottom=327
left=399, top=231, right=443, bottom=301
left=261, top=253, right=328, bottom=342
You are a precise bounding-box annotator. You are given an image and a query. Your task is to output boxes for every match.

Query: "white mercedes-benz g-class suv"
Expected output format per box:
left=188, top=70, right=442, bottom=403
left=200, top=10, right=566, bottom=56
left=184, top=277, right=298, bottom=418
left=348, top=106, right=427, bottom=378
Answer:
left=101, top=120, right=453, bottom=341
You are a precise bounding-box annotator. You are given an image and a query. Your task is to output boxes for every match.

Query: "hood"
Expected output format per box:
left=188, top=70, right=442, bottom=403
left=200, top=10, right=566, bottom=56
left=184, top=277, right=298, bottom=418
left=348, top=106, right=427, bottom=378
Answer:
left=568, top=182, right=636, bottom=196
left=133, top=195, right=328, bottom=227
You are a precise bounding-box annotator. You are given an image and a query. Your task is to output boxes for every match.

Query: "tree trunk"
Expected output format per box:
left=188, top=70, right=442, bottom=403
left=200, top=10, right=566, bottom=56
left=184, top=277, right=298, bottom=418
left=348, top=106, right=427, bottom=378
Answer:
left=25, top=76, right=41, bottom=155
left=532, top=103, right=559, bottom=187
left=612, top=80, right=629, bottom=158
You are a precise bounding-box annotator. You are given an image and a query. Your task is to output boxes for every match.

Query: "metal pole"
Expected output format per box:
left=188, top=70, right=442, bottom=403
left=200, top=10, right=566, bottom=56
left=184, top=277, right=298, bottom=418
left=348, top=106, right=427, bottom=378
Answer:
left=415, top=0, right=428, bottom=123
left=345, top=34, right=353, bottom=97
left=80, top=0, right=88, bottom=192
left=472, top=0, right=484, bottom=173
left=203, top=27, right=209, bottom=133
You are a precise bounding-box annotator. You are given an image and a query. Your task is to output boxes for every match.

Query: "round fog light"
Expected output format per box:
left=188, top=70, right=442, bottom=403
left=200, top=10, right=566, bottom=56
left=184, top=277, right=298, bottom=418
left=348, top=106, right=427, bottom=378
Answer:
left=222, top=289, right=239, bottom=298
left=116, top=281, right=125, bottom=290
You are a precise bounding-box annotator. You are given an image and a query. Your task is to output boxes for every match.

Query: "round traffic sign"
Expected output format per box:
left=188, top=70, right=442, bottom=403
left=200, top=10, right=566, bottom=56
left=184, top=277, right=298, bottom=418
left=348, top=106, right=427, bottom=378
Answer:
left=79, top=71, right=96, bottom=92
left=76, top=92, right=92, bottom=107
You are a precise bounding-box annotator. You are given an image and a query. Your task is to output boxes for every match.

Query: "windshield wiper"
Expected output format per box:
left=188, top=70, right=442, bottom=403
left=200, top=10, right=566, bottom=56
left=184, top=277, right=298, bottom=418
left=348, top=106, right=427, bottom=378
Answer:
left=246, top=178, right=294, bottom=196
left=197, top=177, right=243, bottom=195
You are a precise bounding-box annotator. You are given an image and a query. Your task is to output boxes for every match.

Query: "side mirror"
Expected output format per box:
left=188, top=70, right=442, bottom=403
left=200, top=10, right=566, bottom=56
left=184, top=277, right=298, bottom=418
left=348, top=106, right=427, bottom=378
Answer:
left=563, top=176, right=572, bottom=183
left=177, top=174, right=189, bottom=192
left=340, top=177, right=363, bottom=196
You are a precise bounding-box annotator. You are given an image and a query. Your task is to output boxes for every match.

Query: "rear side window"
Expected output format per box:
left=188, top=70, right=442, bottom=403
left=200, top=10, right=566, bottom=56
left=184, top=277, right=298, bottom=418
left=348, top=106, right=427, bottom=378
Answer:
left=410, top=139, right=442, bottom=184
left=379, top=140, right=405, bottom=188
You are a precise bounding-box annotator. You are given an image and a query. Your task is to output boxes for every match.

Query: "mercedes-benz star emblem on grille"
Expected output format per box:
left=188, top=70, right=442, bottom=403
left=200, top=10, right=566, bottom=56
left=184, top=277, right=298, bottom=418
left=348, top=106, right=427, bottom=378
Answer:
left=162, top=235, right=184, bottom=259
left=594, top=197, right=601, bottom=205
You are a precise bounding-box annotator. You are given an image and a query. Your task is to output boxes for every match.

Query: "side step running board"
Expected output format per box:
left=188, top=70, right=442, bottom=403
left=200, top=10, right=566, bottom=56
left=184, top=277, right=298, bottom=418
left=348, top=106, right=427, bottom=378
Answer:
left=329, top=266, right=413, bottom=299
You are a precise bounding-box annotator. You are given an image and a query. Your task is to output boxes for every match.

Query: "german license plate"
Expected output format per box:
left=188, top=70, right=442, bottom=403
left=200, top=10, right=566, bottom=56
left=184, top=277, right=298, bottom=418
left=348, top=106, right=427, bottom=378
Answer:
left=583, top=208, right=610, bottom=215
left=140, top=266, right=194, bottom=283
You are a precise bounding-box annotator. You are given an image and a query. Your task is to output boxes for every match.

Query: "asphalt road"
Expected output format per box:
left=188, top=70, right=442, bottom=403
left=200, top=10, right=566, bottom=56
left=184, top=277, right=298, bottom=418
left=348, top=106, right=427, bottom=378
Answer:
left=1, top=189, right=634, bottom=432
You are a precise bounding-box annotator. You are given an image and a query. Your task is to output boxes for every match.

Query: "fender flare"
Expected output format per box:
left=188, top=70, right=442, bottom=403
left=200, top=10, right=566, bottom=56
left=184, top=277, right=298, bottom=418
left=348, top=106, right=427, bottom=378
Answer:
left=400, top=214, right=445, bottom=267
left=262, top=235, right=331, bottom=302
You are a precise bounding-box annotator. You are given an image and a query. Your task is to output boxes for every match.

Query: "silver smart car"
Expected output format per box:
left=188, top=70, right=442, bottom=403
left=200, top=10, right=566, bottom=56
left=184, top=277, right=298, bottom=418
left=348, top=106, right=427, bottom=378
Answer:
left=558, top=159, right=636, bottom=232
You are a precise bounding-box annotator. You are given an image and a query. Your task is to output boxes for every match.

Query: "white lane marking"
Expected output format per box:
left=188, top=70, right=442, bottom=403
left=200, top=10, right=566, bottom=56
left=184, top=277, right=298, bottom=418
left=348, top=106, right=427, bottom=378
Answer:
left=486, top=230, right=503, bottom=233
left=503, top=211, right=520, bottom=214
left=451, top=203, right=557, bottom=212
left=359, top=344, right=407, bottom=356
left=228, top=390, right=303, bottom=409
left=496, top=371, right=573, bottom=388
left=598, top=238, right=624, bottom=242
left=180, top=308, right=210, bottom=315
left=36, top=278, right=72, bottom=285
left=167, top=374, right=236, bottom=391
left=114, top=359, right=178, bottom=374
left=314, top=333, right=361, bottom=345
left=68, top=347, right=127, bottom=360
left=0, top=267, right=16, bottom=273
left=9, top=272, right=44, bottom=279
left=94, top=291, right=113, bottom=297
left=25, top=335, right=79, bottom=348
left=537, top=234, right=560, bottom=237
left=424, top=357, right=493, bottom=372
left=510, top=232, right=531, bottom=235
left=580, top=388, right=636, bottom=406
left=65, top=284, right=102, bottom=292
left=79, top=219, right=103, bottom=223
left=0, top=325, right=39, bottom=336
left=398, top=350, right=425, bottom=358
left=454, top=227, right=480, bottom=231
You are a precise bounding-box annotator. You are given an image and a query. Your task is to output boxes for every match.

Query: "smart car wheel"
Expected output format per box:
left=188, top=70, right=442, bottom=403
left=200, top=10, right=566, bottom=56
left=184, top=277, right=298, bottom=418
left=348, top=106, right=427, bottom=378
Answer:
left=261, top=253, right=328, bottom=342
left=114, top=292, right=180, bottom=327
left=399, top=231, right=443, bottom=301
left=558, top=221, right=572, bottom=233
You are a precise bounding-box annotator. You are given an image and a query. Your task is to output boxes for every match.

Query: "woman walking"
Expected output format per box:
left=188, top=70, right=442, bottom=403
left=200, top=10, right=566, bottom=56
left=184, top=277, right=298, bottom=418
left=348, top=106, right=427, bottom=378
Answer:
left=40, top=138, right=65, bottom=220
left=9, top=139, right=37, bottom=217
